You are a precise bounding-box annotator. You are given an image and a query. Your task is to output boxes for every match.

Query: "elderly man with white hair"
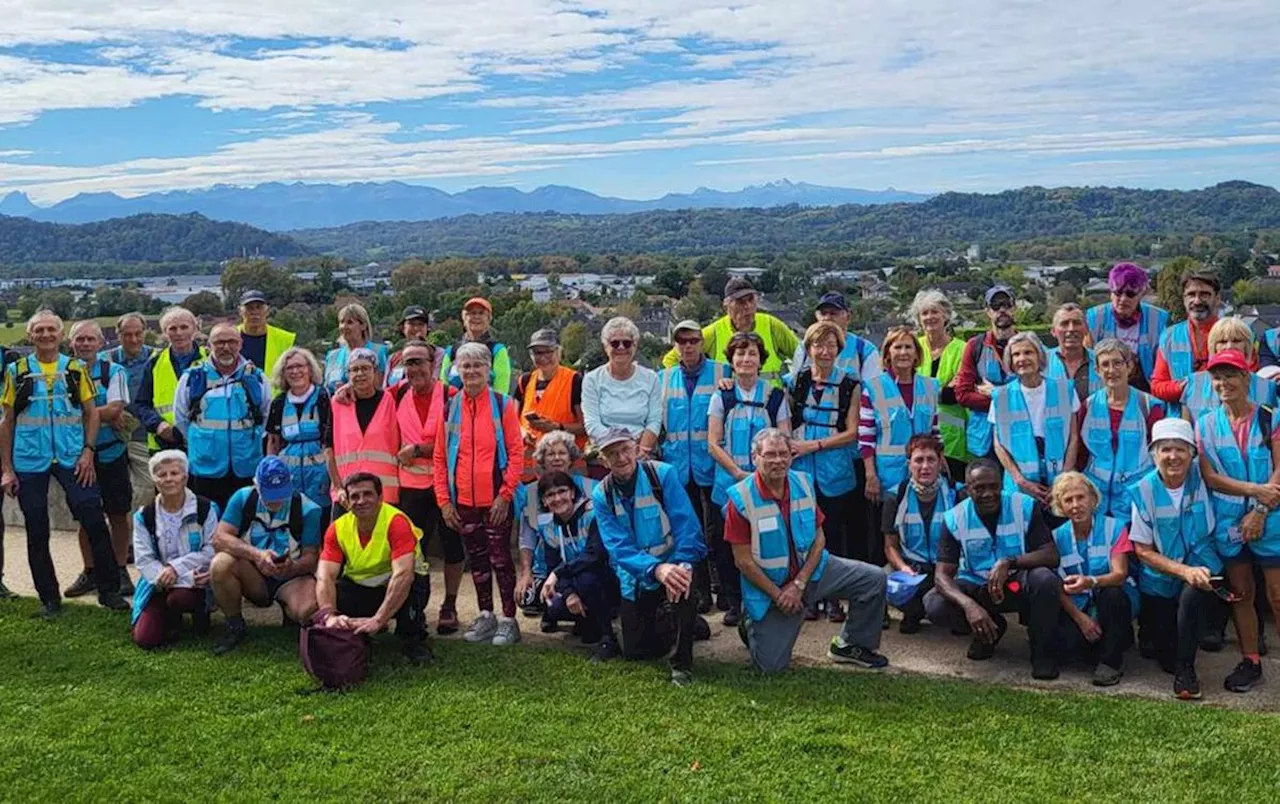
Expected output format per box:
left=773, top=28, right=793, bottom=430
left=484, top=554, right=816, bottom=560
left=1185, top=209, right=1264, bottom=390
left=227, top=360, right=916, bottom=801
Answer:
left=0, top=310, right=128, bottom=617
left=101, top=311, right=155, bottom=502
left=133, top=305, right=207, bottom=452
left=130, top=450, right=218, bottom=649
left=173, top=322, right=270, bottom=511
left=62, top=320, right=136, bottom=600
left=582, top=317, right=663, bottom=461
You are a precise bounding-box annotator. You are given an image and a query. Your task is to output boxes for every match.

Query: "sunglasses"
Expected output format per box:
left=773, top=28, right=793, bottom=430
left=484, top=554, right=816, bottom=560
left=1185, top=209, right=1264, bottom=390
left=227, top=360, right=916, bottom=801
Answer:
left=1111, top=288, right=1140, bottom=298
left=988, top=301, right=1014, bottom=312
left=402, top=357, right=427, bottom=366
left=609, top=340, right=634, bottom=350
left=676, top=337, right=702, bottom=346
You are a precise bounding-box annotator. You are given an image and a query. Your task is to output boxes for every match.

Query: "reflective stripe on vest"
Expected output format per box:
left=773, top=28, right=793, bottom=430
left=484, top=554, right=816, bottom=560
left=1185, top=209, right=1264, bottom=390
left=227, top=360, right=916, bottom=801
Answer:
left=918, top=335, right=968, bottom=460
left=331, top=390, right=401, bottom=504
left=1181, top=371, right=1276, bottom=425
left=148, top=346, right=206, bottom=450
left=1158, top=321, right=1199, bottom=379
left=790, top=368, right=858, bottom=497
left=1045, top=347, right=1102, bottom=404
left=964, top=336, right=1013, bottom=457
left=1198, top=404, right=1280, bottom=556
left=894, top=481, right=956, bottom=565
left=943, top=493, right=1035, bottom=586
left=867, top=373, right=939, bottom=492
left=10, top=355, right=87, bottom=473
left=1080, top=388, right=1151, bottom=521
left=279, top=385, right=330, bottom=505
left=334, top=504, right=425, bottom=586
left=445, top=389, right=509, bottom=506
left=711, top=314, right=783, bottom=387
left=186, top=364, right=266, bottom=479
left=660, top=359, right=727, bottom=488
left=991, top=376, right=1072, bottom=486
left=395, top=382, right=444, bottom=490
left=1053, top=514, right=1128, bottom=610
left=1086, top=303, right=1167, bottom=379
left=88, top=358, right=127, bottom=463
left=1131, top=469, right=1218, bottom=597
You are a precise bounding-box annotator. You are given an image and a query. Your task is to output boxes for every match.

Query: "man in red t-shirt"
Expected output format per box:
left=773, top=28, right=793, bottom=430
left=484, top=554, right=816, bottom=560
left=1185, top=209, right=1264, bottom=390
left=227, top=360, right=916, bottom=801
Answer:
left=315, top=472, right=432, bottom=665
left=724, top=428, right=890, bottom=673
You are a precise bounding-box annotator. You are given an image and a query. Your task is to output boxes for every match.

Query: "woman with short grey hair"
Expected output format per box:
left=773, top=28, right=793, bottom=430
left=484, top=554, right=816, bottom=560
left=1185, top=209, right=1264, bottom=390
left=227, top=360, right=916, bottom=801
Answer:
left=910, top=289, right=969, bottom=473
left=582, top=317, right=662, bottom=458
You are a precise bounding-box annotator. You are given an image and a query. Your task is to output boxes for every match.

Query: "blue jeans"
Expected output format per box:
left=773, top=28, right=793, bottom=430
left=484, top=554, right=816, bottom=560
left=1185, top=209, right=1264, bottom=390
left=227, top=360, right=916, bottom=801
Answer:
left=18, top=464, right=119, bottom=604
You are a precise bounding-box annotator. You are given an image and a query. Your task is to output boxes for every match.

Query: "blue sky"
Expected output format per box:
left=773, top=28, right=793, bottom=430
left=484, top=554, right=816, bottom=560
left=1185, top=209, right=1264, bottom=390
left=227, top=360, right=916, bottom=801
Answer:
left=0, top=1, right=1278, bottom=204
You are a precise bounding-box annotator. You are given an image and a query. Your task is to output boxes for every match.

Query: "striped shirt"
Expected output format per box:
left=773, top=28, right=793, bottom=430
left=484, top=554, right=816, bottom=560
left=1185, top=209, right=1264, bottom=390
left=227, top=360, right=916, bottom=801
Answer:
left=858, top=382, right=940, bottom=458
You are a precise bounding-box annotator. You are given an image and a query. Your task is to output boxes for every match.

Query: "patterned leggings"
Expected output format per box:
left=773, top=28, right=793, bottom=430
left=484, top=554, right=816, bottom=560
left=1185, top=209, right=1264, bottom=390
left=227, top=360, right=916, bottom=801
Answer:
left=459, top=505, right=518, bottom=618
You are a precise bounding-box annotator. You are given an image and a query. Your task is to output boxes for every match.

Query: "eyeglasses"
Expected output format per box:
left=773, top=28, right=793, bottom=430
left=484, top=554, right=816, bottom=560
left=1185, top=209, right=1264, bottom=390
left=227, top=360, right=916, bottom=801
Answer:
left=402, top=357, right=427, bottom=366
left=675, top=337, right=701, bottom=346
left=1111, top=288, right=1140, bottom=298
left=609, top=340, right=634, bottom=350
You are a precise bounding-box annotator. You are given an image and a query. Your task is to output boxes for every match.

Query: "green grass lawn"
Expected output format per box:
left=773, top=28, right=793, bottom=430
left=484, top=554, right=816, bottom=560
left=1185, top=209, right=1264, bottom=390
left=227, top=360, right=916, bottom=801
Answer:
left=2, top=599, right=1278, bottom=802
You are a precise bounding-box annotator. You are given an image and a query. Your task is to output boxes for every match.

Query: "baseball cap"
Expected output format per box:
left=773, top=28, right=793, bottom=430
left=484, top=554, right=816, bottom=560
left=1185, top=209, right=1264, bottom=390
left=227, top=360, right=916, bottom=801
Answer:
left=528, top=328, right=559, bottom=349
left=1206, top=349, right=1250, bottom=373
left=594, top=426, right=635, bottom=453
left=254, top=456, right=294, bottom=504
left=723, top=277, right=757, bottom=301
left=400, top=305, right=428, bottom=324
left=984, top=285, right=1015, bottom=306
left=463, top=297, right=492, bottom=313
left=1151, top=417, right=1195, bottom=449
left=672, top=320, right=703, bottom=337
left=816, top=291, right=849, bottom=313
left=885, top=571, right=929, bottom=609
left=239, top=290, right=267, bottom=305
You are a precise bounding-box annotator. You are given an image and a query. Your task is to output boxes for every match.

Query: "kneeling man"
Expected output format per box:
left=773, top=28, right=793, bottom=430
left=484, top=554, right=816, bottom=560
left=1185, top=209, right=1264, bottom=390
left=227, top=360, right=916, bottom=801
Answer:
left=315, top=472, right=432, bottom=665
left=726, top=428, right=889, bottom=672
left=210, top=456, right=323, bottom=654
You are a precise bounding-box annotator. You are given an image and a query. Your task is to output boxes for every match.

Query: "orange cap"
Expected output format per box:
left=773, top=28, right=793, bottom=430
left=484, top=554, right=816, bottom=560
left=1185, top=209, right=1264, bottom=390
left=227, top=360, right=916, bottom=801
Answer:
left=463, top=297, right=492, bottom=313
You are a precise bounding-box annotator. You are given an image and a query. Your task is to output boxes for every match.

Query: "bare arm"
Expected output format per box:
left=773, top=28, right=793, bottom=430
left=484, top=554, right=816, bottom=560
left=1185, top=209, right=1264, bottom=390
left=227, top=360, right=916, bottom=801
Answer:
left=372, top=555, right=415, bottom=626
left=706, top=413, right=741, bottom=476
left=284, top=546, right=319, bottom=579
left=266, top=433, right=282, bottom=456
left=1063, top=413, right=1080, bottom=473
left=316, top=559, right=340, bottom=612
left=212, top=523, right=267, bottom=562
left=883, top=528, right=912, bottom=573
left=0, top=404, right=14, bottom=476
left=932, top=561, right=976, bottom=609
left=80, top=396, right=100, bottom=448
left=1134, top=541, right=1194, bottom=582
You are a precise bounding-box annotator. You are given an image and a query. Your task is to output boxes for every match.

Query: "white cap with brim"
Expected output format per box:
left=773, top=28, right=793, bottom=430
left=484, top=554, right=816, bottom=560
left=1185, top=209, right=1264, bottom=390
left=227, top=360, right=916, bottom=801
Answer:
left=672, top=320, right=702, bottom=336
left=594, top=427, right=635, bottom=453
left=1151, top=418, right=1196, bottom=450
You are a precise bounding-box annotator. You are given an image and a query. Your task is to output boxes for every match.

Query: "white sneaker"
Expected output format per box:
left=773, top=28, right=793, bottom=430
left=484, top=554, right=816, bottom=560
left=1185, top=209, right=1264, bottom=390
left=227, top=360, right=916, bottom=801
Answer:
left=492, top=616, right=522, bottom=646
left=464, top=611, right=498, bottom=643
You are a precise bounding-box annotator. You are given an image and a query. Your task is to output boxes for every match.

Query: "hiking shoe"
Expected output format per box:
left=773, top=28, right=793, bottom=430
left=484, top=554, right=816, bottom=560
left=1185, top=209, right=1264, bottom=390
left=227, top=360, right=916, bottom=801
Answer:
left=590, top=635, right=619, bottom=664
left=693, top=615, right=711, bottom=641
left=436, top=607, right=460, bottom=635
left=1174, top=664, right=1202, bottom=700
left=803, top=603, right=820, bottom=621
left=722, top=606, right=741, bottom=627
left=0, top=580, right=15, bottom=600
left=212, top=621, right=247, bottom=655
left=1031, top=658, right=1060, bottom=680
left=98, top=592, right=130, bottom=611
left=492, top=617, right=521, bottom=646
left=463, top=611, right=498, bottom=643
left=715, top=593, right=730, bottom=612
left=827, top=600, right=846, bottom=623
left=737, top=617, right=749, bottom=648
left=827, top=639, right=889, bottom=669
left=539, top=617, right=559, bottom=634
left=401, top=640, right=435, bottom=667
left=670, top=668, right=694, bottom=687
left=695, top=589, right=712, bottom=614
left=1199, top=633, right=1225, bottom=653
left=64, top=571, right=96, bottom=598
left=33, top=601, right=62, bottom=620
left=118, top=567, right=135, bottom=597
left=967, top=638, right=997, bottom=660
left=899, top=612, right=923, bottom=635
left=1092, top=663, right=1123, bottom=687
left=1224, top=659, right=1263, bottom=693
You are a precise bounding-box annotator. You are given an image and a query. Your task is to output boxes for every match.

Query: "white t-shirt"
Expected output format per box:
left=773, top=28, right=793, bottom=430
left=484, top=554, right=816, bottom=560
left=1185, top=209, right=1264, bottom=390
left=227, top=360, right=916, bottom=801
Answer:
left=1115, top=320, right=1142, bottom=353
left=1128, top=483, right=1184, bottom=546
left=988, top=380, right=1080, bottom=438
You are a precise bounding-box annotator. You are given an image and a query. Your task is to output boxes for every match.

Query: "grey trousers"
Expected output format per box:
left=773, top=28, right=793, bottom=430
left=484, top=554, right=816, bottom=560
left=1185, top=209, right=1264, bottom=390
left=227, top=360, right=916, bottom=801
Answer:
left=746, top=556, right=887, bottom=673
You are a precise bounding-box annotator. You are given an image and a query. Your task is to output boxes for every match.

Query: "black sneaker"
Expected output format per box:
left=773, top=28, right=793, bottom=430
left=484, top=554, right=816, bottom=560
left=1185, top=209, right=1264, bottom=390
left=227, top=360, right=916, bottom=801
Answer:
left=212, top=621, right=247, bottom=655
left=737, top=617, right=749, bottom=648
left=715, top=593, right=730, bottom=612
left=1031, top=658, right=1060, bottom=680
left=722, top=607, right=741, bottom=627
left=0, top=580, right=14, bottom=599
left=1174, top=664, right=1202, bottom=700
left=967, top=638, right=997, bottom=660
left=98, top=593, right=129, bottom=611
left=899, top=612, right=923, bottom=635
left=539, top=618, right=559, bottom=634
left=589, top=635, right=619, bottom=664
left=693, top=615, right=711, bottom=641
left=1224, top=659, right=1263, bottom=693
left=1199, top=633, right=1225, bottom=653
left=827, top=639, right=889, bottom=669
left=64, top=571, right=97, bottom=598
left=118, top=567, right=135, bottom=597
left=695, top=589, right=712, bottom=615
left=33, top=601, right=62, bottom=620
left=401, top=640, right=435, bottom=667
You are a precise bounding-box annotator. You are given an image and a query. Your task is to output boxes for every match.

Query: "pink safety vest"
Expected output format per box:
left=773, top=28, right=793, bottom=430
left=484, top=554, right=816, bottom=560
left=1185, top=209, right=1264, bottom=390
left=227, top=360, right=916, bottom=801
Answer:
left=395, top=382, right=445, bottom=492
left=331, top=391, right=402, bottom=504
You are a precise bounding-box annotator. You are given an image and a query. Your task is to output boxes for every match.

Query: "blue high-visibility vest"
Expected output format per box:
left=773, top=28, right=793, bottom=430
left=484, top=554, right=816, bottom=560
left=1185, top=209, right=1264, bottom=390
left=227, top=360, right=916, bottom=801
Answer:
left=725, top=470, right=827, bottom=623
left=1130, top=468, right=1218, bottom=599
left=1085, top=302, right=1167, bottom=380
left=1045, top=347, right=1102, bottom=404
left=594, top=462, right=675, bottom=601
left=87, top=358, right=128, bottom=463
left=964, top=336, right=1014, bottom=457
left=892, top=480, right=957, bottom=565
left=185, top=363, right=266, bottom=479
left=789, top=368, right=859, bottom=497
left=711, top=381, right=784, bottom=505
left=1052, top=514, right=1138, bottom=614
left=323, top=342, right=389, bottom=393
left=944, top=493, right=1036, bottom=586
left=865, top=373, right=939, bottom=493
left=991, top=376, right=1073, bottom=490
left=659, top=359, right=727, bottom=488
left=1181, top=371, right=1276, bottom=425
left=1080, top=388, right=1153, bottom=522
left=1197, top=405, right=1280, bottom=561
left=8, top=354, right=88, bottom=474
left=517, top=475, right=598, bottom=577
left=278, top=385, right=330, bottom=506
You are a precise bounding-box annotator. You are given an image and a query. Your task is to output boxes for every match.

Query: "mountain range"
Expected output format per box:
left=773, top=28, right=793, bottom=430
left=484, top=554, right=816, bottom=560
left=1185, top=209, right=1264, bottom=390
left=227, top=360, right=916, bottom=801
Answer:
left=0, top=180, right=929, bottom=231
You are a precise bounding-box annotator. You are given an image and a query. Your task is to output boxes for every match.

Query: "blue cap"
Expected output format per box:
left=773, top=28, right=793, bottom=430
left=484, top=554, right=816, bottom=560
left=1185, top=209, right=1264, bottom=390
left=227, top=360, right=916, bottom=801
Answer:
left=816, top=291, right=849, bottom=312
left=254, top=456, right=294, bottom=504
left=885, top=570, right=929, bottom=609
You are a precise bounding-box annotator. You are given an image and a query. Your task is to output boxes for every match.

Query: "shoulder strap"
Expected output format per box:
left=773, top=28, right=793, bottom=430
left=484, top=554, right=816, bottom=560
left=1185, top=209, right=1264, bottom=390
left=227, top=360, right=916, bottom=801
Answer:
left=1261, top=406, right=1273, bottom=446
left=289, top=494, right=304, bottom=543
left=394, top=382, right=412, bottom=404
left=719, top=387, right=738, bottom=418
left=142, top=502, right=158, bottom=537
left=187, top=367, right=209, bottom=419
left=790, top=370, right=811, bottom=424
left=641, top=461, right=664, bottom=507
left=196, top=497, right=212, bottom=527
left=835, top=376, right=857, bottom=433
left=238, top=490, right=260, bottom=537
left=765, top=387, right=785, bottom=425
left=65, top=361, right=84, bottom=409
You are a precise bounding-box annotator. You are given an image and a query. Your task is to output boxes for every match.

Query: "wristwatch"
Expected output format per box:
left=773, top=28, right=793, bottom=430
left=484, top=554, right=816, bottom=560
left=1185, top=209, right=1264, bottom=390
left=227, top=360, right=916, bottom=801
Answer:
left=793, top=577, right=807, bottom=592
left=1253, top=502, right=1270, bottom=515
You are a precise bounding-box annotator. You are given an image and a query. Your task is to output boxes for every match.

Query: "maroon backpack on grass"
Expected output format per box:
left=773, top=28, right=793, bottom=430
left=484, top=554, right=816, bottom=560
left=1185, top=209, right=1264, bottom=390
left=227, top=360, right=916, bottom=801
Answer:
left=299, top=612, right=372, bottom=691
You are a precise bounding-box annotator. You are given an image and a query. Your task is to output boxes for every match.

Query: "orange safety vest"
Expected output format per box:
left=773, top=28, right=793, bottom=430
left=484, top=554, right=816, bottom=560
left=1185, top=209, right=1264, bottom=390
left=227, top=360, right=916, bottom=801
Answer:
left=331, top=390, right=401, bottom=504
left=519, top=366, right=585, bottom=482
left=395, top=382, right=445, bottom=492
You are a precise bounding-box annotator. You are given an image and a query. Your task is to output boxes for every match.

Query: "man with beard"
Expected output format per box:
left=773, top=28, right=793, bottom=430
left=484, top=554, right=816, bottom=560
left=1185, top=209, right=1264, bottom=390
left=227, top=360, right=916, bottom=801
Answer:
left=1086, top=263, right=1168, bottom=390
left=952, top=286, right=1019, bottom=459
left=1150, top=271, right=1221, bottom=408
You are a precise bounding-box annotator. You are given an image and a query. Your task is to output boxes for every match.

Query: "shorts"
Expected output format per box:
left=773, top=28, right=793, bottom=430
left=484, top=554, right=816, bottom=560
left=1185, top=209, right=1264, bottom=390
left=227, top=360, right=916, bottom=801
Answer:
left=400, top=486, right=465, bottom=565
left=1226, top=547, right=1280, bottom=570
left=95, top=453, right=134, bottom=515
left=262, top=574, right=311, bottom=604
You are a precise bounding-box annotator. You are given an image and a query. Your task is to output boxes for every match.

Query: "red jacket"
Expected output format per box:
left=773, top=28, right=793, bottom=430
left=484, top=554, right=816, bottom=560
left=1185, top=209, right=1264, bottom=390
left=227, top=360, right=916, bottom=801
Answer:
left=432, top=389, right=524, bottom=508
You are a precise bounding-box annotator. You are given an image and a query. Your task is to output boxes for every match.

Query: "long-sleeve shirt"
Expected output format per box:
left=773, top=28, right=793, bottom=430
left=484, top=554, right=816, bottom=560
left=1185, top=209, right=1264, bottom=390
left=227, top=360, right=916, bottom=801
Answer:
left=593, top=461, right=706, bottom=584
left=545, top=506, right=611, bottom=597
left=952, top=332, right=1010, bottom=414
left=172, top=357, right=272, bottom=437
left=131, top=347, right=202, bottom=433
left=1149, top=317, right=1217, bottom=404
left=132, top=492, right=218, bottom=587
left=858, top=383, right=940, bottom=458
left=432, top=389, right=524, bottom=507
left=581, top=364, right=663, bottom=441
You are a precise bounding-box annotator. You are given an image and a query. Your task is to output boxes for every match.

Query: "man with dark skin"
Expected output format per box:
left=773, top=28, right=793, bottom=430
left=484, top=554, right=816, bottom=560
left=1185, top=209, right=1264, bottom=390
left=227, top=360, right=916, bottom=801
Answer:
left=925, top=459, right=1064, bottom=679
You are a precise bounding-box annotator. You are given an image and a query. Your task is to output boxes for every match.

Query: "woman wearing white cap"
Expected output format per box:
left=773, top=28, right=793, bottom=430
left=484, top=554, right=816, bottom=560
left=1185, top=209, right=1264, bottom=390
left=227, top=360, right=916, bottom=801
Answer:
left=1128, top=416, right=1225, bottom=700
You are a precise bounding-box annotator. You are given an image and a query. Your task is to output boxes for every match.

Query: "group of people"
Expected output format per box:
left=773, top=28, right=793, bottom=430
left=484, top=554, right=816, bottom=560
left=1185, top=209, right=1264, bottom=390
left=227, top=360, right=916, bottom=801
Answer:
left=1, top=263, right=1277, bottom=699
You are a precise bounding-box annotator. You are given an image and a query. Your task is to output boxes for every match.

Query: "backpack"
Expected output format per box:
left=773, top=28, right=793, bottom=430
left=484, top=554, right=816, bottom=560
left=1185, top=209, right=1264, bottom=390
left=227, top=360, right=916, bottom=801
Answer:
left=187, top=365, right=265, bottom=427
left=789, top=370, right=857, bottom=433
left=12, top=355, right=86, bottom=416
left=237, top=489, right=305, bottom=547
left=720, top=385, right=787, bottom=427
left=603, top=460, right=664, bottom=511
left=141, top=496, right=214, bottom=553
left=299, top=611, right=371, bottom=691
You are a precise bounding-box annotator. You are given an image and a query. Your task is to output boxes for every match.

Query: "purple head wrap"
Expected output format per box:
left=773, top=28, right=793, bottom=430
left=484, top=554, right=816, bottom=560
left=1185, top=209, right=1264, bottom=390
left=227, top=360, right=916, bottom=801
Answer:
left=1108, top=262, right=1149, bottom=293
